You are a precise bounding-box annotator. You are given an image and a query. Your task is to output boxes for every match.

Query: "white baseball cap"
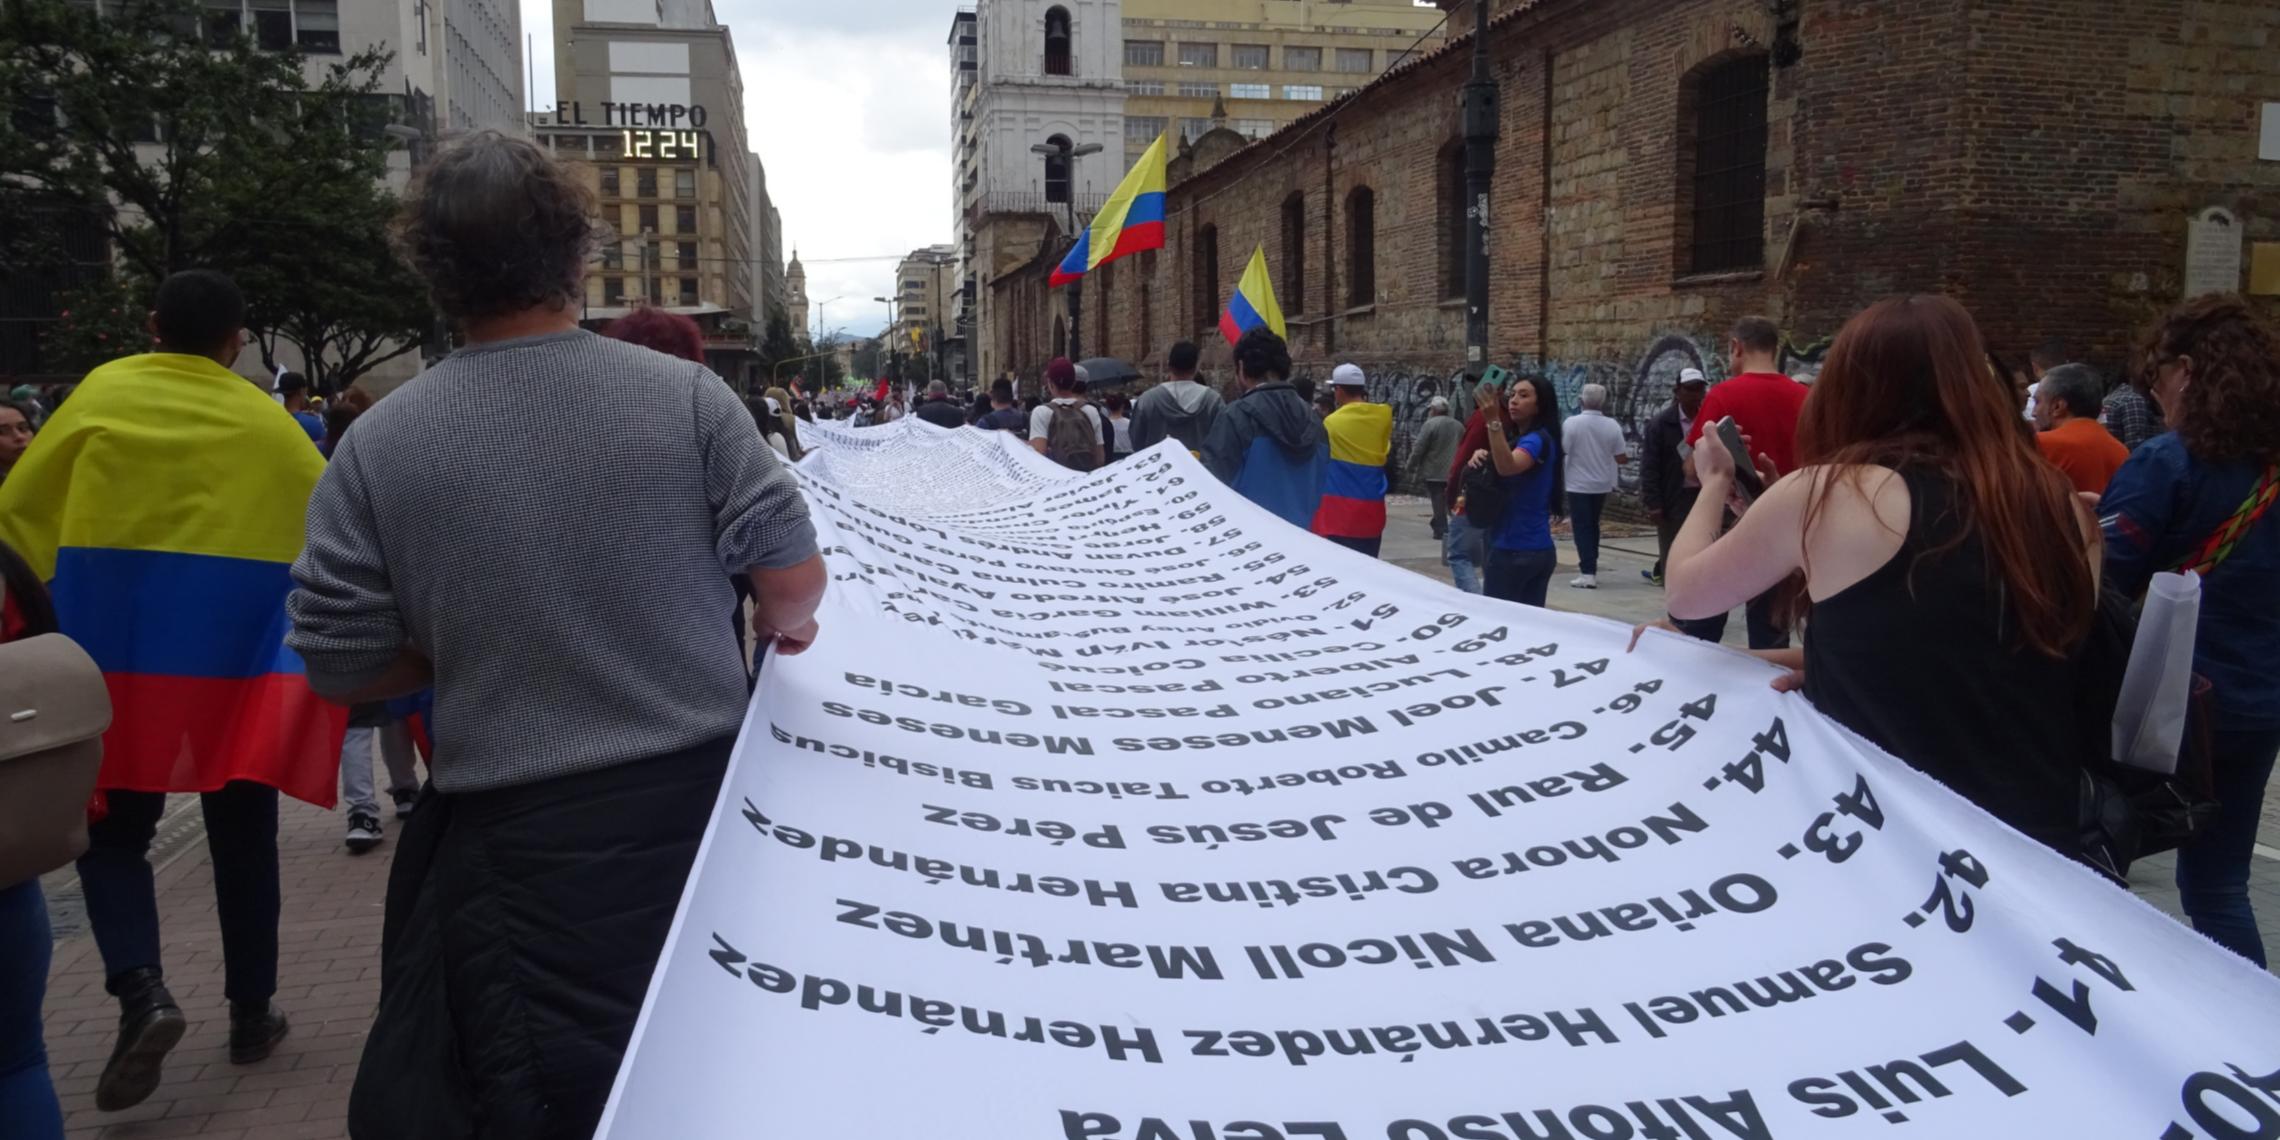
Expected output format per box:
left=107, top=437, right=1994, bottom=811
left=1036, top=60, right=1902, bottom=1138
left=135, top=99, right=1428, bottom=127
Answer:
left=1330, top=363, right=1367, bottom=388
left=1677, top=367, right=1708, bottom=386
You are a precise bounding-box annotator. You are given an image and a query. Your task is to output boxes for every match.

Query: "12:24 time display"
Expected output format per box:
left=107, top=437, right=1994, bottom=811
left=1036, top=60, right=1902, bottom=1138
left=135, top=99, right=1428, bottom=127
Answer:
left=622, top=129, right=703, bottom=160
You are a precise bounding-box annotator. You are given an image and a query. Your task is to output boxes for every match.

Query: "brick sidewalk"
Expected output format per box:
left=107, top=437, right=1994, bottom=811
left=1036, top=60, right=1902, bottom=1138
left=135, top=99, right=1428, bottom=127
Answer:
left=42, top=799, right=392, bottom=1140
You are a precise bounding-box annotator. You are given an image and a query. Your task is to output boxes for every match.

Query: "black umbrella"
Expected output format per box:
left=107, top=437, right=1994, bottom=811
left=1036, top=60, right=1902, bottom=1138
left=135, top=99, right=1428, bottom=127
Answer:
left=1075, top=357, right=1140, bottom=388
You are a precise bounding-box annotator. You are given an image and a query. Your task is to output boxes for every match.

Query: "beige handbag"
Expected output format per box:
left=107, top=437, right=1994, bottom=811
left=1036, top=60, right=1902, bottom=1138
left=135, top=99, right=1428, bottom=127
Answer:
left=0, top=598, right=112, bottom=888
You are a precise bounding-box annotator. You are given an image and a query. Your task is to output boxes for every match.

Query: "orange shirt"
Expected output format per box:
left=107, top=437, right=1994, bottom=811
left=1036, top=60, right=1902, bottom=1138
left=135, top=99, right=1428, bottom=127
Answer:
left=2036, top=416, right=2130, bottom=495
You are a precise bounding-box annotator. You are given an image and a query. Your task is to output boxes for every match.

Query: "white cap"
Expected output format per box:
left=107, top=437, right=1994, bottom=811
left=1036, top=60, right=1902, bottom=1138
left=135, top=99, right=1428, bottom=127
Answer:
left=1677, top=367, right=1708, bottom=385
left=764, top=396, right=783, bottom=416
left=1331, top=363, right=1367, bottom=388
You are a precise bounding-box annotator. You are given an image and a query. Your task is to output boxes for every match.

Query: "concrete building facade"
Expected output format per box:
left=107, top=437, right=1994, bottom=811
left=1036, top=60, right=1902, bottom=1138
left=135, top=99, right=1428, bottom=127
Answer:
left=1118, top=0, right=1444, bottom=164
left=976, top=0, right=2280, bottom=495
left=891, top=245, right=960, bottom=384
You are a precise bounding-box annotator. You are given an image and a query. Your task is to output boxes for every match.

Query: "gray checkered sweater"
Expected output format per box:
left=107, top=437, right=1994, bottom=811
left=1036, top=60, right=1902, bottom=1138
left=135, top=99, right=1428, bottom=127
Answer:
left=287, top=329, right=816, bottom=792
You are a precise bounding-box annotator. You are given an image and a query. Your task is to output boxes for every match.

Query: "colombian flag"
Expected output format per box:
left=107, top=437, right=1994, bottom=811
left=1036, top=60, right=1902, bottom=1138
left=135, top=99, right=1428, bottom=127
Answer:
left=0, top=352, right=345, bottom=807
left=1311, top=400, right=1393, bottom=539
left=1219, top=245, right=1287, bottom=346
left=1050, top=134, right=1168, bottom=287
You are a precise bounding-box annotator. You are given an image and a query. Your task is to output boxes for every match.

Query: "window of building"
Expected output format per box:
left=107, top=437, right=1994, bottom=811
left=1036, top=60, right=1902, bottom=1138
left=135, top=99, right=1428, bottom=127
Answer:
left=1282, top=85, right=1324, bottom=102
left=1280, top=192, right=1306, bottom=315
left=593, top=133, right=619, bottom=157
left=1044, top=6, right=1072, bottom=77
left=679, top=277, right=698, bottom=306
left=1177, top=81, right=1217, bottom=99
left=1232, top=44, right=1269, bottom=70
left=1228, top=82, right=1270, bottom=100
left=906, top=304, right=928, bottom=318
left=1128, top=80, right=1165, bottom=96
left=249, top=0, right=292, bottom=50
left=296, top=0, right=338, bottom=52
left=1683, top=54, right=1770, bottom=274
left=648, top=277, right=665, bottom=304
left=636, top=167, right=658, bottom=197
left=1124, top=39, right=1164, bottom=67
left=1177, top=42, right=1217, bottom=68
left=599, top=166, right=620, bottom=196
left=1283, top=46, right=1321, bottom=72
left=1335, top=48, right=1372, bottom=73
left=1125, top=116, right=1167, bottom=145
left=674, top=168, right=696, bottom=198
left=1194, top=223, right=1220, bottom=331
left=675, top=204, right=697, bottom=233
left=638, top=204, right=659, bottom=233
left=1440, top=141, right=1467, bottom=299
left=1042, top=133, right=1071, bottom=204
left=643, top=243, right=662, bottom=269
left=204, top=2, right=240, bottom=48
left=602, top=243, right=624, bottom=270
left=678, top=241, right=697, bottom=270
left=1233, top=119, right=1274, bottom=139
left=1346, top=186, right=1375, bottom=308
left=604, top=278, right=625, bottom=305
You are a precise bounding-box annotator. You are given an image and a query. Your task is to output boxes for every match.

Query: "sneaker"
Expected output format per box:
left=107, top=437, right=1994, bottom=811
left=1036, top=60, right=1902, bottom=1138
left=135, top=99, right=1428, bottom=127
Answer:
left=1569, top=574, right=1598, bottom=589
left=391, top=788, right=419, bottom=819
left=95, top=967, right=186, bottom=1112
left=228, top=1002, right=291, bottom=1065
left=1642, top=569, right=1663, bottom=586
left=345, top=811, right=383, bottom=855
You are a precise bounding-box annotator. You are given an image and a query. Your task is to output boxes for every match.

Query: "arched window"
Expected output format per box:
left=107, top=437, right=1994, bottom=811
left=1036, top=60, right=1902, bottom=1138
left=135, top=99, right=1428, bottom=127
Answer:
left=1680, top=53, right=1769, bottom=274
left=1044, top=6, right=1072, bottom=77
left=1043, top=134, right=1071, bottom=204
left=1280, top=192, right=1307, bottom=315
left=1345, top=186, right=1375, bottom=309
left=1439, top=141, right=1467, bottom=299
left=1195, top=223, right=1220, bottom=331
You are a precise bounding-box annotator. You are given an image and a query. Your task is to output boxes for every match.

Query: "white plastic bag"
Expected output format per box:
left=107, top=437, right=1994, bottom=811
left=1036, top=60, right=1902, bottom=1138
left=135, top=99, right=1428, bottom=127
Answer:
left=2111, top=570, right=2202, bottom=774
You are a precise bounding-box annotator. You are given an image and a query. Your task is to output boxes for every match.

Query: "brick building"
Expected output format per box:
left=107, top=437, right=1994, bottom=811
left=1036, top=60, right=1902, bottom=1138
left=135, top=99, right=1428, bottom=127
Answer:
left=995, top=0, right=2280, bottom=490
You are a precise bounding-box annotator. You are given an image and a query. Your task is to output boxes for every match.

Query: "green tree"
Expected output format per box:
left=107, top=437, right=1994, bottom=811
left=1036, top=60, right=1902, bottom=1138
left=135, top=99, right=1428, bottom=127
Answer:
left=0, top=0, right=427, bottom=386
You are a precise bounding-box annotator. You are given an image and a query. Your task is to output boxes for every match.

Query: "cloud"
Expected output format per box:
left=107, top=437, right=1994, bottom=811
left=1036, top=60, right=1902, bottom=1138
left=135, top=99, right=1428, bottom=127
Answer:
left=523, top=0, right=956, bottom=339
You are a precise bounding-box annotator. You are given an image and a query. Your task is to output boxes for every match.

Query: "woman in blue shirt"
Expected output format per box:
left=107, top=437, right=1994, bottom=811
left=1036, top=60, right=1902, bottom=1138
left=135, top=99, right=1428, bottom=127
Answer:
left=2101, top=295, right=2280, bottom=966
left=1471, top=373, right=1566, bottom=607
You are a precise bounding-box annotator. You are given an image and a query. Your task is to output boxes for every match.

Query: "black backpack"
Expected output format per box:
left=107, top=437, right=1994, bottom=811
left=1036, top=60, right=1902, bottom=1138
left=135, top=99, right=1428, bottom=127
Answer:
left=1461, top=447, right=1509, bottom=529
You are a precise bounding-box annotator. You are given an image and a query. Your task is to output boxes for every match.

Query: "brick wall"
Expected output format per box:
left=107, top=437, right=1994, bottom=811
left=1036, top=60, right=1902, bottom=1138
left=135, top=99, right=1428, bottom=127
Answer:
left=995, top=0, right=2280, bottom=490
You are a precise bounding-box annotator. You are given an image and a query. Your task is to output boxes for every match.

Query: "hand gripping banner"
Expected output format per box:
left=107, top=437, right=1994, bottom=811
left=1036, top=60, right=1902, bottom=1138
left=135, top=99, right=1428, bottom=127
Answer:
left=599, top=419, right=2280, bottom=1140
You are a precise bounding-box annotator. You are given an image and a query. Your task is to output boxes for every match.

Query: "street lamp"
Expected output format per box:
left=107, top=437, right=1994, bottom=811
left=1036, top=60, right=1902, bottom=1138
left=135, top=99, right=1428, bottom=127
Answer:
left=813, top=295, right=846, bottom=344
left=1031, top=137, right=1102, bottom=362
left=873, top=294, right=900, bottom=384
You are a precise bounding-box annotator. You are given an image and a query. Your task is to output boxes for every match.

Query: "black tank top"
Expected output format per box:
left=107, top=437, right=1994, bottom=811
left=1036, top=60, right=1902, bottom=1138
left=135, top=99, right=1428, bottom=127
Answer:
left=1802, top=468, right=2082, bottom=855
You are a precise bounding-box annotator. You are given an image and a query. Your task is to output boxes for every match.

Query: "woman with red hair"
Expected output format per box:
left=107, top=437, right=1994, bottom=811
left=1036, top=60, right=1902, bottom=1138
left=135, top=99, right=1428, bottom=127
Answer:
left=1663, top=295, right=2100, bottom=857
left=601, top=306, right=706, bottom=365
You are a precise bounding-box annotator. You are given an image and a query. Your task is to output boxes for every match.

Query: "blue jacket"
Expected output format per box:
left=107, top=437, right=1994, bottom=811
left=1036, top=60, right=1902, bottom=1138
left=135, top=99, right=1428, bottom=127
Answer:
left=1202, top=382, right=1325, bottom=529
left=2100, top=433, right=2280, bottom=731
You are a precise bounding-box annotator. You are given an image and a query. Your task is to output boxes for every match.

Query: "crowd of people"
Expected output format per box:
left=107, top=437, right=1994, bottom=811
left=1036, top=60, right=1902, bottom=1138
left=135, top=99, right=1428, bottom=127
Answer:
left=0, top=126, right=2276, bottom=1140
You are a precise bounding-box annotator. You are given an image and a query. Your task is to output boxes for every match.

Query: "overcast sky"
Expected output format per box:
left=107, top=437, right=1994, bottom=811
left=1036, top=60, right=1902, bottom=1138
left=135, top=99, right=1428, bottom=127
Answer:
left=523, top=0, right=955, bottom=340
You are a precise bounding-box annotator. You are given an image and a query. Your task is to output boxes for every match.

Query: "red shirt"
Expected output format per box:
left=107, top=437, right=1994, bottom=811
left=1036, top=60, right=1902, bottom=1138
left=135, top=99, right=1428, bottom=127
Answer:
left=1685, top=372, right=1811, bottom=478
left=2035, top=416, right=2130, bottom=495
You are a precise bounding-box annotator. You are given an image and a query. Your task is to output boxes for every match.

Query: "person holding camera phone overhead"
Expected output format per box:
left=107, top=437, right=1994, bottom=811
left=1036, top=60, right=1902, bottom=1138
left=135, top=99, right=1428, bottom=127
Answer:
left=1678, top=315, right=1811, bottom=648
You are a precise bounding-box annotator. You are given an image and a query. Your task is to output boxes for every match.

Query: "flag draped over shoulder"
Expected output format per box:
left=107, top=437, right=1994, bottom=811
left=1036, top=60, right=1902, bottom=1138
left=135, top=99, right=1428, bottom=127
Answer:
left=1050, top=134, right=1168, bottom=288
left=1219, top=244, right=1287, bottom=346
left=0, top=352, right=344, bottom=807
left=1312, top=401, right=1393, bottom=539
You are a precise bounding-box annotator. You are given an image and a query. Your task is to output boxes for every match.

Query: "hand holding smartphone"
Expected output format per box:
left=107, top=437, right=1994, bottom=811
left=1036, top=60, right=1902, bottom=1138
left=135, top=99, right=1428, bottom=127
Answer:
left=1712, top=416, right=1766, bottom=502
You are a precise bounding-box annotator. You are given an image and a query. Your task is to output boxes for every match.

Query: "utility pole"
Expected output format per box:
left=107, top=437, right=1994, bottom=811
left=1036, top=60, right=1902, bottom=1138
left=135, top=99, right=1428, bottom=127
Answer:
left=1460, top=0, right=1500, bottom=384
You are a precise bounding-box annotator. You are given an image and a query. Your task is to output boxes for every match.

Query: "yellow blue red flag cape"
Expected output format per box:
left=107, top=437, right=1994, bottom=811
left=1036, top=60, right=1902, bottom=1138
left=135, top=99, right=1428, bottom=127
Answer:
left=1219, top=244, right=1287, bottom=346
left=1050, top=133, right=1168, bottom=287
left=1311, top=397, right=1393, bottom=539
left=0, top=352, right=345, bottom=806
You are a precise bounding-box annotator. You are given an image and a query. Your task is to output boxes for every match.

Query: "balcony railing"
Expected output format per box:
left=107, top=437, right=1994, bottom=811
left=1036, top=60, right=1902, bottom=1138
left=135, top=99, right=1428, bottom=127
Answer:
left=968, top=190, right=1108, bottom=220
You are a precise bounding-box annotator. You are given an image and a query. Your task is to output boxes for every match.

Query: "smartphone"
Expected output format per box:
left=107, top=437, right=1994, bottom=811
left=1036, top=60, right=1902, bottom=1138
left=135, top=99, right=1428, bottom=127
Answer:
left=1477, top=364, right=1509, bottom=402
left=1713, top=416, right=1765, bottom=501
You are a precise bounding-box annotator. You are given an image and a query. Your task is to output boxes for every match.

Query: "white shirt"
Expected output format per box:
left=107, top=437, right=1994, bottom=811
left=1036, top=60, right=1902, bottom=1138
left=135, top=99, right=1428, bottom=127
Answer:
left=1562, top=409, right=1630, bottom=495
left=1028, top=398, right=1104, bottom=444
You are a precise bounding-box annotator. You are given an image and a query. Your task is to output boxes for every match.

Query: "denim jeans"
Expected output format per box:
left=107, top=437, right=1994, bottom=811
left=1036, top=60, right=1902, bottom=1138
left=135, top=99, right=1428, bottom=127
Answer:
left=2176, top=726, right=2280, bottom=967
left=341, top=721, right=422, bottom=818
left=0, top=881, right=61, bottom=1140
left=1444, top=514, right=1487, bottom=595
left=78, top=781, right=279, bottom=1004
left=1567, top=492, right=1607, bottom=575
left=1485, top=547, right=1557, bottom=607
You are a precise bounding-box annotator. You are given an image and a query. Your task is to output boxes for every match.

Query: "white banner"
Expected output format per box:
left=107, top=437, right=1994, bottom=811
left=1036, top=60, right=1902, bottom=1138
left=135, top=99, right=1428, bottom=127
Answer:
left=599, top=421, right=2280, bottom=1140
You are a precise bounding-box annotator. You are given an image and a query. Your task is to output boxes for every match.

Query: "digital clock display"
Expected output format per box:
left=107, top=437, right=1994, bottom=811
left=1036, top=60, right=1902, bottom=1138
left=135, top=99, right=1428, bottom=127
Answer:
left=622, top=129, right=704, bottom=161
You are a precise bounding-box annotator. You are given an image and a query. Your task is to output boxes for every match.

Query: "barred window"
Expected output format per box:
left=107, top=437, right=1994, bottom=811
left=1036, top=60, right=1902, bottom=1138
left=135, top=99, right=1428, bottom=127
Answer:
left=1124, top=40, right=1164, bottom=67
left=1280, top=192, right=1307, bottom=314
left=1195, top=223, right=1220, bottom=330
left=1232, top=44, right=1269, bottom=70
left=1684, top=54, right=1770, bottom=274
left=1335, top=48, right=1372, bottom=73
left=1283, top=46, right=1321, bottom=72
left=1178, top=42, right=1217, bottom=68
left=1345, top=186, right=1375, bottom=308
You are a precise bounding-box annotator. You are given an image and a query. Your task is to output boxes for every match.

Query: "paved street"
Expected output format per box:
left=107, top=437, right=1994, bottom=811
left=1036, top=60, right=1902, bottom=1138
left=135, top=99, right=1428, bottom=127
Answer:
left=31, top=497, right=2280, bottom=1137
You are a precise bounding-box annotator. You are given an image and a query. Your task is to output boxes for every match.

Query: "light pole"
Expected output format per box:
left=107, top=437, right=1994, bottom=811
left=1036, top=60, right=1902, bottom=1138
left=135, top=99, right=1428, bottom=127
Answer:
left=1031, top=137, right=1102, bottom=362
left=1460, top=0, right=1500, bottom=384
left=812, top=295, right=846, bottom=345
left=873, top=295, right=900, bottom=384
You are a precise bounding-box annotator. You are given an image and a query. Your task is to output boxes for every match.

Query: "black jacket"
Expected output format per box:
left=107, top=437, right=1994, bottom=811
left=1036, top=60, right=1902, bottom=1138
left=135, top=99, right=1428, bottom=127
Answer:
left=912, top=398, right=967, bottom=429
left=1640, top=402, right=1687, bottom=514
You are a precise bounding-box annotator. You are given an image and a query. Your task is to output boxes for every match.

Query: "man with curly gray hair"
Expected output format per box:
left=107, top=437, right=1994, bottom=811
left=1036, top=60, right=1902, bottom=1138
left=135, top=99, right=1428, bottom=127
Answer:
left=285, top=130, right=825, bottom=1137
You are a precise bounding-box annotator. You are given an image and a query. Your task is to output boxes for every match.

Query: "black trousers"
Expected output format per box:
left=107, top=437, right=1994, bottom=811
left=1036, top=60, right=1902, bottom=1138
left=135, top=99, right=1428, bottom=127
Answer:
left=1665, top=485, right=1790, bottom=649
left=1326, top=534, right=1383, bottom=558
left=1425, top=480, right=1449, bottom=538
left=77, top=782, right=279, bottom=1005
left=349, top=737, right=732, bottom=1140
